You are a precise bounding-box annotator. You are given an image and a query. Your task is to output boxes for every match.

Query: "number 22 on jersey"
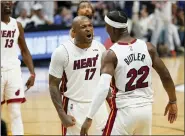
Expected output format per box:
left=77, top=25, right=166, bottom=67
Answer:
left=126, top=66, right=149, bottom=92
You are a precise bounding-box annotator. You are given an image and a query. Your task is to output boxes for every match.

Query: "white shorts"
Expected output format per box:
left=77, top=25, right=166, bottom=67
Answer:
left=62, top=96, right=109, bottom=135
left=1, top=67, right=25, bottom=105
left=103, top=104, right=152, bottom=135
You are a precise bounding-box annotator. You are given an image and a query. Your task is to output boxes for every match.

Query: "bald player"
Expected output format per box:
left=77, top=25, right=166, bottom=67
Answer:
left=81, top=10, right=178, bottom=135
left=49, top=16, right=108, bottom=135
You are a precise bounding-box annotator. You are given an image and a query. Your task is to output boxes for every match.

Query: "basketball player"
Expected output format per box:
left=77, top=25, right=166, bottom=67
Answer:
left=81, top=11, right=178, bottom=135
left=1, top=1, right=35, bottom=135
left=49, top=16, right=108, bottom=135
left=71, top=0, right=113, bottom=105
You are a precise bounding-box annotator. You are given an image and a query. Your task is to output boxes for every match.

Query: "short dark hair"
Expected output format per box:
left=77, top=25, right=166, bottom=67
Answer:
left=77, top=1, right=94, bottom=14
left=107, top=10, right=128, bottom=24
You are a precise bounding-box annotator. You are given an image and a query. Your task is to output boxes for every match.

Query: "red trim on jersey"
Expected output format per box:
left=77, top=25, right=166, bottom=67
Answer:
left=60, top=71, right=68, bottom=135
left=110, top=77, right=118, bottom=101
left=7, top=98, right=26, bottom=104
left=1, top=100, right=5, bottom=105
left=118, top=39, right=137, bottom=45
left=60, top=71, right=68, bottom=95
left=61, top=96, right=69, bottom=136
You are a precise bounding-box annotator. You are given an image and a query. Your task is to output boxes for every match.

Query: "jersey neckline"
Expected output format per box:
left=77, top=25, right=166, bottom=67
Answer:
left=117, top=39, right=137, bottom=45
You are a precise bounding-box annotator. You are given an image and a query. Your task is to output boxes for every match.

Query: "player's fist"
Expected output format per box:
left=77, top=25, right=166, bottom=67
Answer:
left=25, top=74, right=35, bottom=90
left=62, top=115, right=76, bottom=128
left=80, top=117, right=92, bottom=136
left=164, top=103, right=178, bottom=124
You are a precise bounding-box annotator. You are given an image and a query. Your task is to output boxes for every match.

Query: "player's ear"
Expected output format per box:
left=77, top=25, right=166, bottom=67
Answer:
left=70, top=28, right=76, bottom=38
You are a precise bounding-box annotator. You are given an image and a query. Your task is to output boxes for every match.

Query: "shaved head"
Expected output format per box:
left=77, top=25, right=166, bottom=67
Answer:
left=72, top=15, right=93, bottom=45
left=72, top=16, right=90, bottom=30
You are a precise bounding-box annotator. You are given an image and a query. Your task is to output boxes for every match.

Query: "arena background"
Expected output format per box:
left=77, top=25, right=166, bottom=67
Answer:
left=1, top=1, right=184, bottom=135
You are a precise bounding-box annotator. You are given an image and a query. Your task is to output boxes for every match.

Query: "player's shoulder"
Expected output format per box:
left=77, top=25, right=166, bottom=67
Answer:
left=92, top=39, right=106, bottom=52
left=51, top=43, right=68, bottom=58
left=146, top=42, right=157, bottom=55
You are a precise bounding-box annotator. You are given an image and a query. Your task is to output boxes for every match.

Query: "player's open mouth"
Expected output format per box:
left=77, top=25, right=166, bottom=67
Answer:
left=86, top=34, right=92, bottom=39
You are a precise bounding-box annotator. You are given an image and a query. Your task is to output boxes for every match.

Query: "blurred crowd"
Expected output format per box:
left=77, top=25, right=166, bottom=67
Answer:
left=12, top=1, right=184, bottom=57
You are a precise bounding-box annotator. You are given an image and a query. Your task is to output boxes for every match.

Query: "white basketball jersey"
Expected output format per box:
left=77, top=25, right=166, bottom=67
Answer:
left=1, top=17, right=21, bottom=70
left=61, top=39, right=105, bottom=102
left=110, top=39, right=153, bottom=108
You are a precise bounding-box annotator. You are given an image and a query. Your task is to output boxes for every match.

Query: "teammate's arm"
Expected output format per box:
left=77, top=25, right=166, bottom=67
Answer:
left=17, top=22, right=35, bottom=89
left=49, top=46, right=76, bottom=128
left=80, top=50, right=117, bottom=135
left=99, top=42, right=113, bottom=101
left=146, top=42, right=178, bottom=123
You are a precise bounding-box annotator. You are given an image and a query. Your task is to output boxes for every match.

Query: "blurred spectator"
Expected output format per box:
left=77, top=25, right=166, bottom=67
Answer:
left=16, top=8, right=31, bottom=28
left=167, top=2, right=184, bottom=55
left=38, top=1, right=55, bottom=23
left=14, top=1, right=35, bottom=18
left=132, top=5, right=154, bottom=42
left=54, top=8, right=63, bottom=25
left=54, top=7, right=73, bottom=26
left=11, top=1, right=185, bottom=57
left=150, top=1, right=175, bottom=56
left=176, top=8, right=185, bottom=46
left=30, top=3, right=53, bottom=27
left=168, top=22, right=184, bottom=55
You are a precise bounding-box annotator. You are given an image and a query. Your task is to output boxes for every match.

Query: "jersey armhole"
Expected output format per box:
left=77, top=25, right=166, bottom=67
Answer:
left=61, top=44, right=69, bottom=69
left=109, top=49, right=118, bottom=70
left=145, top=42, right=153, bottom=66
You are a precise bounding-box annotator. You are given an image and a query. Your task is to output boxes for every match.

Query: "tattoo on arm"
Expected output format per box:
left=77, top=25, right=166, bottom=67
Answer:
left=49, top=74, right=66, bottom=121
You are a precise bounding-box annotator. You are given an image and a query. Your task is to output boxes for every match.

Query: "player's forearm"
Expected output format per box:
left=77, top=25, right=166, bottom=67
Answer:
left=87, top=74, right=112, bottom=119
left=49, top=85, right=66, bottom=121
left=87, top=87, right=109, bottom=119
left=160, top=75, right=177, bottom=102
left=21, top=50, right=35, bottom=74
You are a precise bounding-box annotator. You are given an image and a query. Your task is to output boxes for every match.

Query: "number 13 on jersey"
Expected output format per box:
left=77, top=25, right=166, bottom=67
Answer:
left=5, top=39, right=14, bottom=48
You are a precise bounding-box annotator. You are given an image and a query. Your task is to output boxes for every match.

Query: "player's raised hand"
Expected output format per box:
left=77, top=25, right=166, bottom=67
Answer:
left=164, top=103, right=178, bottom=124
left=62, top=115, right=76, bottom=128
left=25, top=74, right=35, bottom=91
left=80, top=118, right=92, bottom=136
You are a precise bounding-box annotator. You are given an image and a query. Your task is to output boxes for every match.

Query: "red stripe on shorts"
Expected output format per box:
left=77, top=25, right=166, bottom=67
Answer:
left=102, top=108, right=117, bottom=136
left=103, top=76, right=118, bottom=135
left=7, top=98, right=26, bottom=104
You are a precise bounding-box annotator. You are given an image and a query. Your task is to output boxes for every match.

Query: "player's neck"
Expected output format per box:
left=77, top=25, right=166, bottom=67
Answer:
left=1, top=15, right=10, bottom=23
left=117, top=33, right=134, bottom=43
left=74, top=40, right=91, bottom=49
left=76, top=43, right=91, bottom=49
